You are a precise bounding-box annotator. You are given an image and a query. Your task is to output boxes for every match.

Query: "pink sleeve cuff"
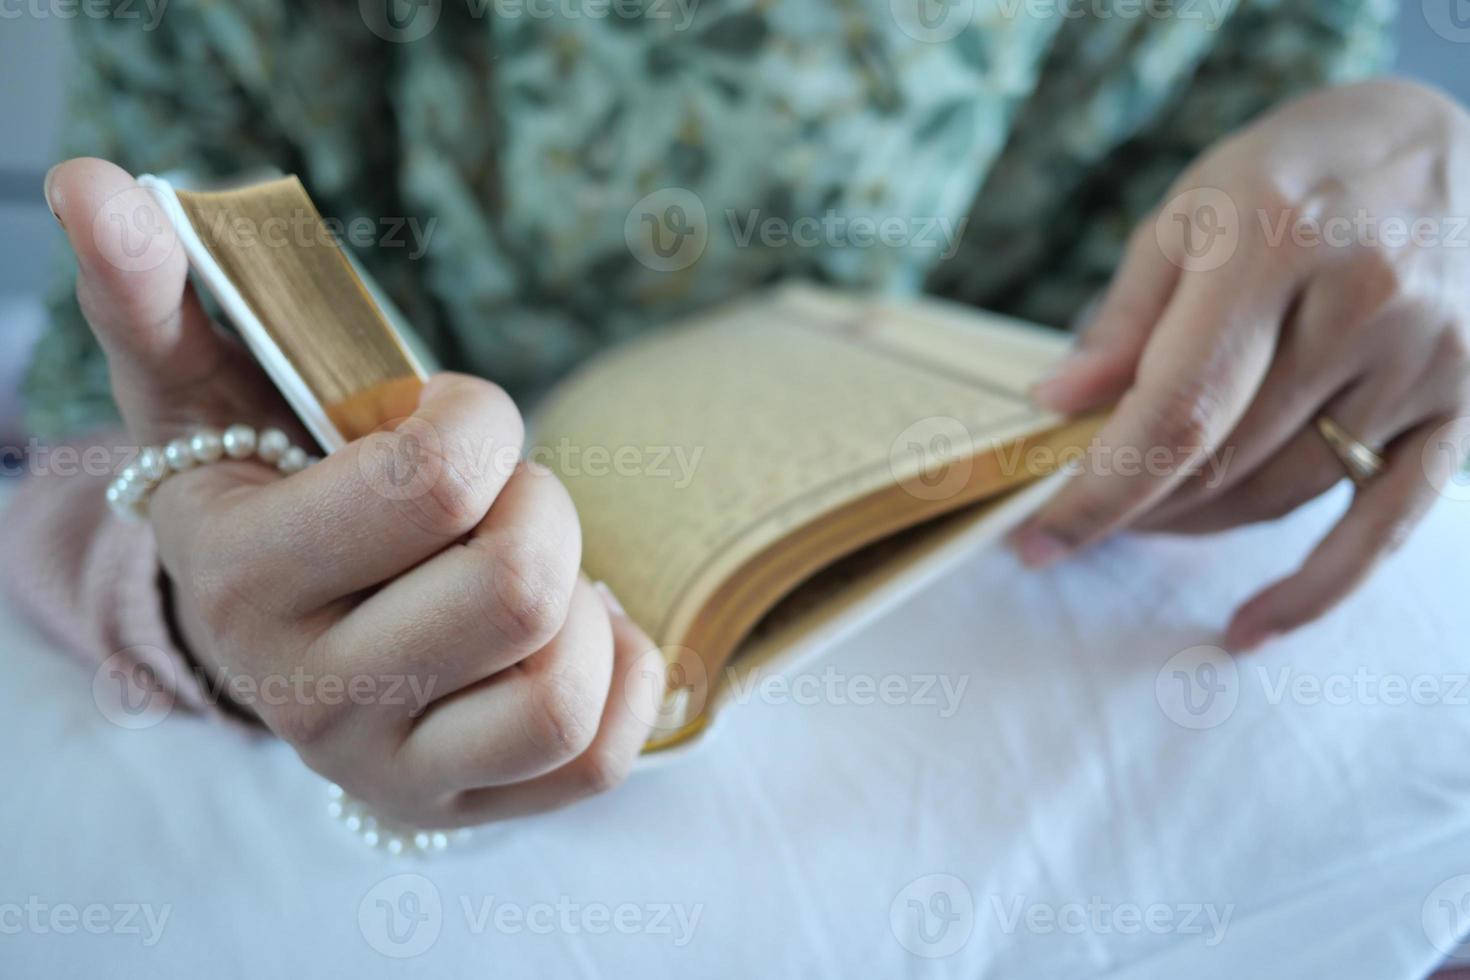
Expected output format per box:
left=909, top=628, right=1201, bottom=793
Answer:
left=0, top=431, right=244, bottom=727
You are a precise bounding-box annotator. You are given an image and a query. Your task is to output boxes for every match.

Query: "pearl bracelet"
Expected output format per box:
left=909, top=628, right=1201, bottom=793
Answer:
left=106, top=424, right=317, bottom=520
left=327, top=784, right=473, bottom=857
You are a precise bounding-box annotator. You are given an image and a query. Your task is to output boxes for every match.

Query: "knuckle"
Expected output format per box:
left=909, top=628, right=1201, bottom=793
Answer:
left=524, top=671, right=600, bottom=765
left=444, top=373, right=522, bottom=422
left=1435, top=327, right=1470, bottom=384
left=1351, top=248, right=1411, bottom=307
left=1245, top=180, right=1303, bottom=246
left=478, top=533, right=576, bottom=650
left=1135, top=380, right=1224, bottom=452
left=399, top=443, right=485, bottom=539
left=262, top=699, right=346, bottom=750
left=1439, top=324, right=1470, bottom=365
left=572, top=743, right=635, bottom=797
left=1424, top=329, right=1470, bottom=408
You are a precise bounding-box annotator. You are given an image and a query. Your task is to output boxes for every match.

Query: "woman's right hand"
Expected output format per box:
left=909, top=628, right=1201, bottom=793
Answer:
left=47, top=158, right=661, bottom=827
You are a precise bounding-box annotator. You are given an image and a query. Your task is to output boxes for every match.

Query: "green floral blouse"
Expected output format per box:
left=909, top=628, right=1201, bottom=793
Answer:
left=28, top=0, right=1396, bottom=434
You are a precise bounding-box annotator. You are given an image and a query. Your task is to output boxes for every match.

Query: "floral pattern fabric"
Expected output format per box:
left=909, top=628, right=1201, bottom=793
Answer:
left=27, top=0, right=1395, bottom=434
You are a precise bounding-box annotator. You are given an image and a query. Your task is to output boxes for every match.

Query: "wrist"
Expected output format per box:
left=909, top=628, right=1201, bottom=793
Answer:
left=160, top=569, right=264, bottom=727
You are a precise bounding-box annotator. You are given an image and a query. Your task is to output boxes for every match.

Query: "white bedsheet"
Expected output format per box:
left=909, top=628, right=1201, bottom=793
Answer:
left=3, top=480, right=1469, bottom=979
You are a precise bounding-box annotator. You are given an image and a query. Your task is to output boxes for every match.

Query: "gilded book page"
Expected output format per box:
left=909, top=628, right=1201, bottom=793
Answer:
left=530, top=284, right=1074, bottom=649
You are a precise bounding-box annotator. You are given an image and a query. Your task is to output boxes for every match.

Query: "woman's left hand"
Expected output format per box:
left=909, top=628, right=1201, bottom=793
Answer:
left=1011, top=77, right=1470, bottom=650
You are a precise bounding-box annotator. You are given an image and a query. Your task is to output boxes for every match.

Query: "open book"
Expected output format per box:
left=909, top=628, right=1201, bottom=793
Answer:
left=143, top=174, right=1103, bottom=754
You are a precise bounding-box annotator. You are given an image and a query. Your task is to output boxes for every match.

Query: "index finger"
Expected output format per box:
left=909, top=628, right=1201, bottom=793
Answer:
left=153, top=372, right=524, bottom=614
left=1010, top=262, right=1290, bottom=565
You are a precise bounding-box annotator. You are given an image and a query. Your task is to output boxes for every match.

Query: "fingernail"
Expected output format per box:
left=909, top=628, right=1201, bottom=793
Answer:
left=42, top=164, right=63, bottom=227
left=1009, top=525, right=1071, bottom=568
left=593, top=580, right=626, bottom=618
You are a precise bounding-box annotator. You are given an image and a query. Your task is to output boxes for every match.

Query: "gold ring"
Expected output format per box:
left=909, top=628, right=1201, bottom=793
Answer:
left=1314, top=415, right=1385, bottom=485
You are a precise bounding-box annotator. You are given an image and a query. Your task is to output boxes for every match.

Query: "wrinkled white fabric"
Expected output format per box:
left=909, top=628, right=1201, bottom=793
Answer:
left=3, top=481, right=1468, bottom=979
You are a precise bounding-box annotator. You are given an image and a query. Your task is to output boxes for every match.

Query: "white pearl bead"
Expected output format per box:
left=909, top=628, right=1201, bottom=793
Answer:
left=277, top=446, right=309, bottom=474
left=190, top=429, right=223, bottom=463
left=164, top=439, right=195, bottom=471
left=222, top=424, right=257, bottom=460
left=136, top=447, right=168, bottom=483
left=257, top=428, right=289, bottom=463
left=326, top=784, right=457, bottom=857
left=119, top=465, right=139, bottom=486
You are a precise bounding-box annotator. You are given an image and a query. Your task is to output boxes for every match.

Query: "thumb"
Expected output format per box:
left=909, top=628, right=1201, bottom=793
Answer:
left=45, top=157, right=287, bottom=446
